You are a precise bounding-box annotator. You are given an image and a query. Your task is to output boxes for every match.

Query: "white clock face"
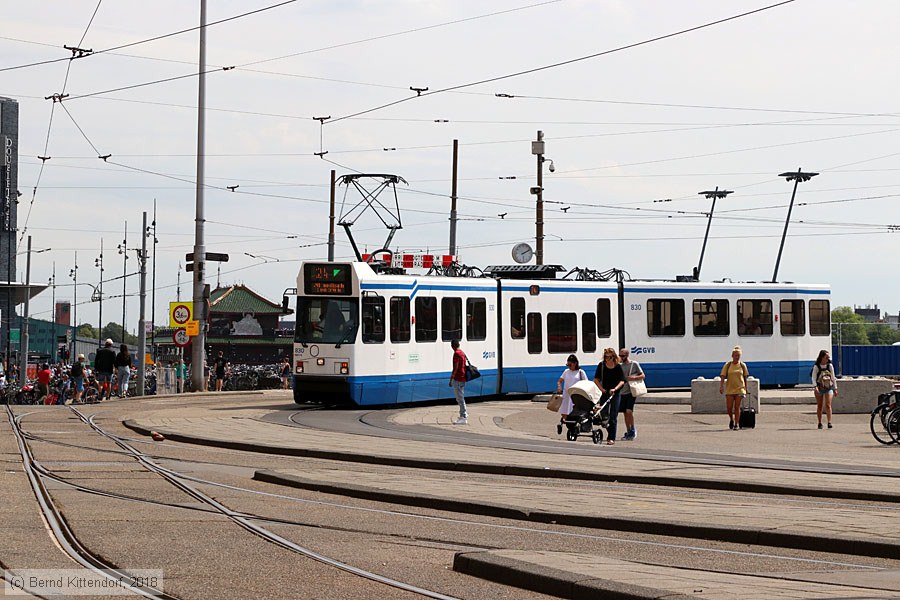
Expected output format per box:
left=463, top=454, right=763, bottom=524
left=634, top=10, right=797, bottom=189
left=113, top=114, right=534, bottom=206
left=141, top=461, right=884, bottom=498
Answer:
left=512, top=243, right=533, bottom=264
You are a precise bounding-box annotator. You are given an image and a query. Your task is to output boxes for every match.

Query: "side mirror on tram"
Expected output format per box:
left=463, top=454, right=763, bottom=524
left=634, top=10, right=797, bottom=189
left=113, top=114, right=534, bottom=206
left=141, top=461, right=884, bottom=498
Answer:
left=282, top=296, right=289, bottom=313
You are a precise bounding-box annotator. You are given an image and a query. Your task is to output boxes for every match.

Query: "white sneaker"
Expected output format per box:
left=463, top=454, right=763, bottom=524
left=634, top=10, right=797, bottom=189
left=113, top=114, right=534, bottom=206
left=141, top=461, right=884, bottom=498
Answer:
left=453, top=417, right=468, bottom=425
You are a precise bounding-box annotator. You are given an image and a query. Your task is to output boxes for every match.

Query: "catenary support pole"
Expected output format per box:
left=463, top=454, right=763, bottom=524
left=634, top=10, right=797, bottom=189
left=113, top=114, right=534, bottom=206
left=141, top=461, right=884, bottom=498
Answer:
left=535, top=131, right=544, bottom=265
left=137, top=211, right=147, bottom=396
left=18, top=235, right=30, bottom=381
left=327, top=169, right=336, bottom=261
left=449, top=139, right=458, bottom=256
left=191, top=0, right=208, bottom=392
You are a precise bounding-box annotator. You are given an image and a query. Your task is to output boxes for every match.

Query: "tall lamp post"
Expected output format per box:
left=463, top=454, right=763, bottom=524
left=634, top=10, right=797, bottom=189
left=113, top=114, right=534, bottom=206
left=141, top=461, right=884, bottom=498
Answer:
left=694, top=187, right=733, bottom=281
left=772, top=168, right=818, bottom=282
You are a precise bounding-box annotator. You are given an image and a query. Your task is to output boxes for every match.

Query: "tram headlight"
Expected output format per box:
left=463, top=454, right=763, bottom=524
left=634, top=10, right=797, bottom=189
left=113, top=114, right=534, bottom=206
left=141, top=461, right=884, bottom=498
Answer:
left=295, top=361, right=304, bottom=374
left=340, top=361, right=349, bottom=374
left=317, top=358, right=325, bottom=366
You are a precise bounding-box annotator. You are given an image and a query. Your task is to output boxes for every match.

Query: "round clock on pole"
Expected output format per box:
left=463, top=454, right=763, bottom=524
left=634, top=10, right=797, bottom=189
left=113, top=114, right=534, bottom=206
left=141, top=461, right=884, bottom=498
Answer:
left=512, top=242, right=534, bottom=264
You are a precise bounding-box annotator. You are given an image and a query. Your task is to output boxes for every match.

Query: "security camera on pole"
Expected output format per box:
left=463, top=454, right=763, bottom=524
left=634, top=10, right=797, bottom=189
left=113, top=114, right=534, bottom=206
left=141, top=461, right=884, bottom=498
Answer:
left=531, top=131, right=555, bottom=266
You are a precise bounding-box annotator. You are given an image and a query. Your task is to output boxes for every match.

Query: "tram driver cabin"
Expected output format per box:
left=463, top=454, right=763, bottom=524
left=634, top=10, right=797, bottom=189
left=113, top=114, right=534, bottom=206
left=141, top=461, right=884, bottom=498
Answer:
left=291, top=262, right=830, bottom=406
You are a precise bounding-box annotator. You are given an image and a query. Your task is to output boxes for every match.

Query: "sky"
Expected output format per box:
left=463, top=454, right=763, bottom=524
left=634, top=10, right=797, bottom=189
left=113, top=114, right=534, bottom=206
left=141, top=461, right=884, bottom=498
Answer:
left=2, top=0, right=899, bottom=335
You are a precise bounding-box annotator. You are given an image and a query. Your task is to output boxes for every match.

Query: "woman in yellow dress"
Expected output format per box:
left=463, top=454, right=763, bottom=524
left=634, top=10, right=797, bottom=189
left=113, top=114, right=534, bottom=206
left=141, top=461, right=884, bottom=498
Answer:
left=719, top=346, right=749, bottom=430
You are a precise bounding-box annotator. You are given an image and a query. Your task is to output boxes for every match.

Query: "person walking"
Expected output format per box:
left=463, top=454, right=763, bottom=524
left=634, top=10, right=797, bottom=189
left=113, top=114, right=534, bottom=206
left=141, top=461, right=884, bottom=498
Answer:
left=593, top=347, right=625, bottom=445
left=94, top=339, right=116, bottom=401
left=555, top=354, right=588, bottom=435
left=449, top=339, right=468, bottom=424
left=719, top=346, right=749, bottom=430
left=114, top=344, right=133, bottom=398
left=175, top=357, right=186, bottom=394
left=69, top=354, right=86, bottom=404
left=36, top=363, right=52, bottom=404
left=812, top=349, right=837, bottom=429
left=618, top=348, right=645, bottom=441
left=214, top=351, right=228, bottom=391
left=281, top=357, right=292, bottom=390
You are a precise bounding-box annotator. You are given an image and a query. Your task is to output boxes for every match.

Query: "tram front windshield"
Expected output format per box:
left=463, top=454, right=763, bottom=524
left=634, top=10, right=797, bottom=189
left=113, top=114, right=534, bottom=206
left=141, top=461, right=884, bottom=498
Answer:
left=296, top=297, right=359, bottom=345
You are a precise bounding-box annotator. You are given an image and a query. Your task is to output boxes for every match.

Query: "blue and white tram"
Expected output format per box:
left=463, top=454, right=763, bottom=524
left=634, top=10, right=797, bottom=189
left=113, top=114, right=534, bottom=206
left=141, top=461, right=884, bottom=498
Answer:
left=291, top=261, right=831, bottom=406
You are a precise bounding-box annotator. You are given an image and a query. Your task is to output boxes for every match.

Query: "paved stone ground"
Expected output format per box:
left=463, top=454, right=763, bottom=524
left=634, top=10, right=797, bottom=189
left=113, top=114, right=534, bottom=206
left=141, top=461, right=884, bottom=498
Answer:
left=113, top=391, right=900, bottom=598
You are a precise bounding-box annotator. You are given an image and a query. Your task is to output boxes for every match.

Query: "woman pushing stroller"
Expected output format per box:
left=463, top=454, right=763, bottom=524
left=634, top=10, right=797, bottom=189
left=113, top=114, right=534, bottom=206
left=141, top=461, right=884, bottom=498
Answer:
left=594, top=347, right=625, bottom=445
left=555, top=354, right=588, bottom=435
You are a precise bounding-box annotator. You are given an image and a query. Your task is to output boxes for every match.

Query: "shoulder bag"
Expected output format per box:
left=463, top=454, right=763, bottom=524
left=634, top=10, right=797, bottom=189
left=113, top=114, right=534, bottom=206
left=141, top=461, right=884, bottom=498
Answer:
left=465, top=358, right=481, bottom=382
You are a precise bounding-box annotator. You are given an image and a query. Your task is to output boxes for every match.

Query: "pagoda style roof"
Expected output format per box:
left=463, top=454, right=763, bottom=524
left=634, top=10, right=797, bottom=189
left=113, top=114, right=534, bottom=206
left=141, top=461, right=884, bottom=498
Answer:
left=209, top=284, right=289, bottom=315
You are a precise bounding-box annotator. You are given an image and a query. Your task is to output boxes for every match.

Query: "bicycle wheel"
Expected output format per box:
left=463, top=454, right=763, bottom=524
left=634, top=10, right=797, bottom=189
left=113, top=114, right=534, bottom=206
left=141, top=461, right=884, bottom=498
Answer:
left=887, top=406, right=900, bottom=444
left=83, top=387, right=100, bottom=404
left=870, top=402, right=896, bottom=445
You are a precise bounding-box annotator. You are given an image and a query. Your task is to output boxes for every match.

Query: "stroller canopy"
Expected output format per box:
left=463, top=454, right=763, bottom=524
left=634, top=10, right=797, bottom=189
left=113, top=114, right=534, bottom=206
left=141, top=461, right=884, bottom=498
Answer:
left=568, top=380, right=601, bottom=405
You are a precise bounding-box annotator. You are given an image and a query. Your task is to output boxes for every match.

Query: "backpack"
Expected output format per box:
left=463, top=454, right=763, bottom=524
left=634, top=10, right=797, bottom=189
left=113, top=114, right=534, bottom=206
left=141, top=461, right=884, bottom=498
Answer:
left=816, top=364, right=834, bottom=389
left=71, top=362, right=84, bottom=378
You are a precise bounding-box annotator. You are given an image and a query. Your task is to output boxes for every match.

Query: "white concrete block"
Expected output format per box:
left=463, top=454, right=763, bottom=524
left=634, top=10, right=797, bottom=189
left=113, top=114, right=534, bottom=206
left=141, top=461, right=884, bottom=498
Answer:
left=691, top=378, right=760, bottom=414
left=825, top=378, right=893, bottom=414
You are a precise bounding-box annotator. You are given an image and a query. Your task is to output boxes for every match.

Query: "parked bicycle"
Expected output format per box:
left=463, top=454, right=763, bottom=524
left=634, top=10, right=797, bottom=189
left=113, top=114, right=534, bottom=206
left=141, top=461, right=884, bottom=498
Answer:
left=870, top=390, right=900, bottom=445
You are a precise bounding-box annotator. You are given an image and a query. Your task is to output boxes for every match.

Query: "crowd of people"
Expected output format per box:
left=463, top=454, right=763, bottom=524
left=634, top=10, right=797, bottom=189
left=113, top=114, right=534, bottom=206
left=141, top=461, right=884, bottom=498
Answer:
left=449, top=340, right=839, bottom=440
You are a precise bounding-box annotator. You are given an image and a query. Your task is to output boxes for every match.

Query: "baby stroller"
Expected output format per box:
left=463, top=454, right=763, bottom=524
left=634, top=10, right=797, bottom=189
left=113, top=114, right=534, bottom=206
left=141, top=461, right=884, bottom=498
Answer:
left=562, top=380, right=611, bottom=444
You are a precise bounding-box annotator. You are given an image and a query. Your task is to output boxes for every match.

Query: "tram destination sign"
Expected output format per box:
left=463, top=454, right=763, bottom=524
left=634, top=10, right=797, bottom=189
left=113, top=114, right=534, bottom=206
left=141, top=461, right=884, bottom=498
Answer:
left=304, top=263, right=352, bottom=296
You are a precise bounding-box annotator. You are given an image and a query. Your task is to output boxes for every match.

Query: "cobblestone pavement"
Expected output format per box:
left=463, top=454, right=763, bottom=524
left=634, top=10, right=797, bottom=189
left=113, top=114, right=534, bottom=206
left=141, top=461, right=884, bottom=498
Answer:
left=117, top=391, right=900, bottom=599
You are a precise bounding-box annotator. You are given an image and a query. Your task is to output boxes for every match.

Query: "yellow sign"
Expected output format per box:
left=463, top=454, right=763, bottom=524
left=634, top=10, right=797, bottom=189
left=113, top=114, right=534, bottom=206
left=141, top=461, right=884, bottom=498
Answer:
left=169, top=302, right=192, bottom=328
left=185, top=320, right=200, bottom=336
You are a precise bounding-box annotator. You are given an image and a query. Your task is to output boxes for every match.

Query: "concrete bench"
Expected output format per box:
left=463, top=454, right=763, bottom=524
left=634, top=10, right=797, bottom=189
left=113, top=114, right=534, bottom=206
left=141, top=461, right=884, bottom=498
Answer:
left=829, top=377, right=893, bottom=414
left=691, top=378, right=760, bottom=414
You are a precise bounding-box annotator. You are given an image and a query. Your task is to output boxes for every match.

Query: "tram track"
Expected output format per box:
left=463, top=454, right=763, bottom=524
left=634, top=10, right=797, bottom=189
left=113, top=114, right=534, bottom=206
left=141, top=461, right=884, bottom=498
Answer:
left=22, top=410, right=900, bottom=515
left=12, top=408, right=893, bottom=576
left=4, top=405, right=178, bottom=600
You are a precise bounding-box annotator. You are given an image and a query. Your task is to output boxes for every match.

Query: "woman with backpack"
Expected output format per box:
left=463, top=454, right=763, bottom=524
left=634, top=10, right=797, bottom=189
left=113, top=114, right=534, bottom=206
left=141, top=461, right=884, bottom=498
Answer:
left=812, top=349, right=837, bottom=429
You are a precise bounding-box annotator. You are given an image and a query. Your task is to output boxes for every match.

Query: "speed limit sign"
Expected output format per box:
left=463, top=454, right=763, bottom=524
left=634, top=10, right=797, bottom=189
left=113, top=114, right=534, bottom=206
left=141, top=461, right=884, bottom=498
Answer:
left=173, top=328, right=190, bottom=347
left=169, top=302, right=192, bottom=327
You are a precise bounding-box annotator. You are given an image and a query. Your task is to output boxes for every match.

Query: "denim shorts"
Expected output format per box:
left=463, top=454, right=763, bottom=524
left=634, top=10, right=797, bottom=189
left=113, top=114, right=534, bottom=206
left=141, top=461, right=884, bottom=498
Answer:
left=619, top=393, right=637, bottom=412
left=73, top=376, right=84, bottom=392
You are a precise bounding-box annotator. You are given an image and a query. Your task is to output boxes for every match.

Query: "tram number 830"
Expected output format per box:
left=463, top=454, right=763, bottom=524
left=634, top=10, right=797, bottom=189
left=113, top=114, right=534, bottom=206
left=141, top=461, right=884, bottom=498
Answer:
left=630, top=304, right=642, bottom=311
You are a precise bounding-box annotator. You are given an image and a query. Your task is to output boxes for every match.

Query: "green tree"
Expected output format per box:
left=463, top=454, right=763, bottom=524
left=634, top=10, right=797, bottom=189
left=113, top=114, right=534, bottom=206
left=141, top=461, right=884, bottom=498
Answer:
left=99, top=322, right=138, bottom=346
left=831, top=306, right=869, bottom=345
left=76, top=324, right=99, bottom=339
left=867, top=323, right=898, bottom=345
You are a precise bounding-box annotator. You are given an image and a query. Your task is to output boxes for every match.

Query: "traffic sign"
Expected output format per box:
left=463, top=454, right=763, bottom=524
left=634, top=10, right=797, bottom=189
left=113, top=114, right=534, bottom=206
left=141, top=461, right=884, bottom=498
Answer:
left=173, top=329, right=190, bottom=347
left=185, top=320, right=199, bottom=336
left=169, top=302, right=192, bottom=327
left=185, top=252, right=229, bottom=262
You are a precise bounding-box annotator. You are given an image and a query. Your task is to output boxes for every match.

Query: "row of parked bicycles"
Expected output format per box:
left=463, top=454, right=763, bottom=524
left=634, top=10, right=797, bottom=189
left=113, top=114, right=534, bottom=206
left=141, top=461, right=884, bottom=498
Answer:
left=869, top=390, right=900, bottom=444
left=0, top=363, right=288, bottom=404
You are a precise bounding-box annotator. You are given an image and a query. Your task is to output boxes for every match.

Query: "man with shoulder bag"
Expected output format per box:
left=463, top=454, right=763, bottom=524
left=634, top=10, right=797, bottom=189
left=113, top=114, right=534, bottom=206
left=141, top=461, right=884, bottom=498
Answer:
left=619, top=348, right=645, bottom=441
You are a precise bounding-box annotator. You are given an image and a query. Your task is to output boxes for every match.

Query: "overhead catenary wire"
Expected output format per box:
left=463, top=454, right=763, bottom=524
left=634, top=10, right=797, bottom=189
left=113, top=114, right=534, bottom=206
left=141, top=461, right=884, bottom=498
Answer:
left=327, top=0, right=799, bottom=123
left=0, top=0, right=300, bottom=73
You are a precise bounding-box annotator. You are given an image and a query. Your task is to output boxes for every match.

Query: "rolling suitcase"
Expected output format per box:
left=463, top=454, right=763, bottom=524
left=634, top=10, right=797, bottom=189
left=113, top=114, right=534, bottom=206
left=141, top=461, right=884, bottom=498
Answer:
left=739, top=395, right=756, bottom=429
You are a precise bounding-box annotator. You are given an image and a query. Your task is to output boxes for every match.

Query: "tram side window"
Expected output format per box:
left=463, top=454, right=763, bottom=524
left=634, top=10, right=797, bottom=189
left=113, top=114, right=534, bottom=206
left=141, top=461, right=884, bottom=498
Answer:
left=466, top=298, right=487, bottom=341
left=527, top=312, right=542, bottom=354
left=737, top=299, right=773, bottom=336
left=582, top=313, right=597, bottom=353
left=693, top=299, right=729, bottom=336
left=362, top=296, right=385, bottom=343
left=647, top=299, right=685, bottom=336
left=809, top=299, right=831, bottom=336
left=780, top=300, right=806, bottom=336
left=547, top=313, right=577, bottom=353
left=510, top=297, right=526, bottom=339
left=415, top=296, right=438, bottom=342
left=441, top=298, right=463, bottom=341
left=596, top=298, right=611, bottom=338
left=390, top=297, right=411, bottom=343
